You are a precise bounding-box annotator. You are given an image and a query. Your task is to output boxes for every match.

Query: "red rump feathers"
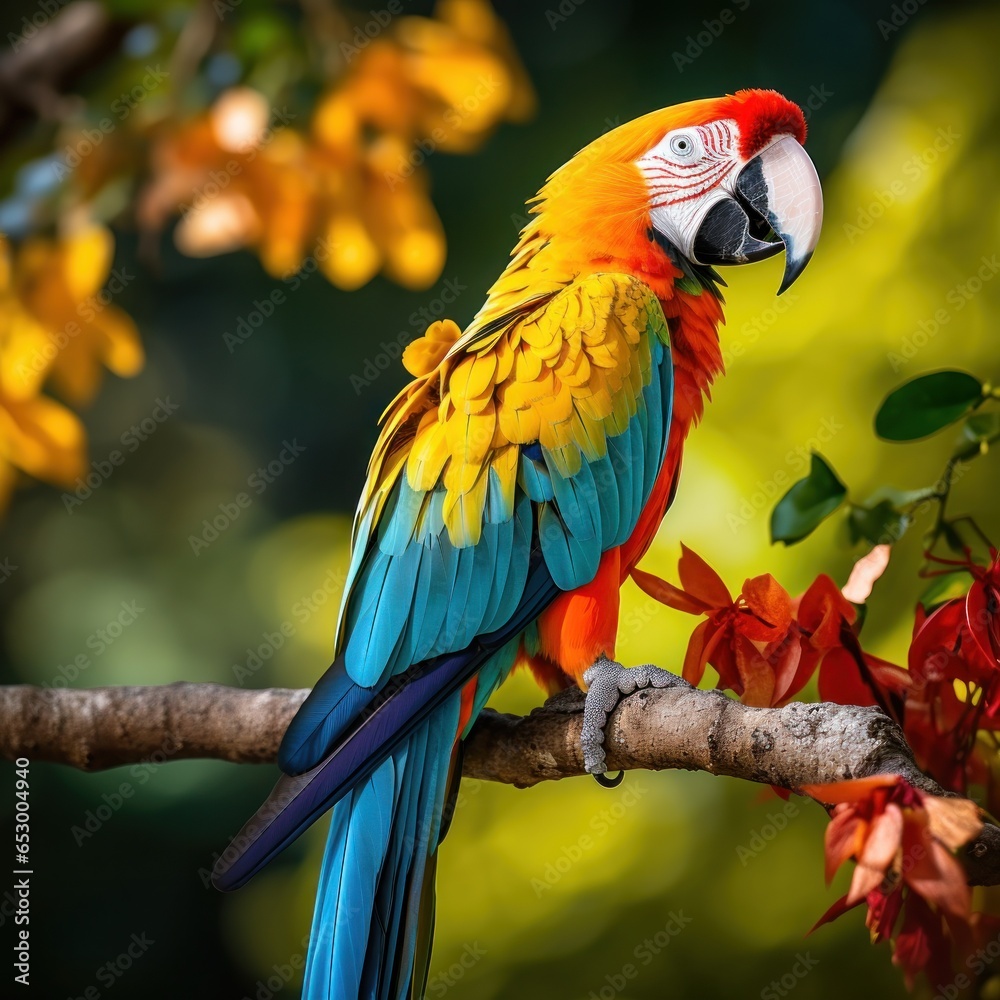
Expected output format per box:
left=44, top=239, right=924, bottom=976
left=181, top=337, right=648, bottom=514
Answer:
left=719, top=88, right=808, bottom=159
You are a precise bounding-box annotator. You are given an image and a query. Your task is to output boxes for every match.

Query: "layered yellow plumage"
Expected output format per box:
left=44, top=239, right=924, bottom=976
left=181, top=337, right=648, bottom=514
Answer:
left=351, top=273, right=667, bottom=561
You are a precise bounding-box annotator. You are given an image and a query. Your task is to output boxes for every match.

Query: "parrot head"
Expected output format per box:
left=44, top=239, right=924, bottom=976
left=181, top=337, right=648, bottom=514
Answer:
left=534, top=89, right=823, bottom=295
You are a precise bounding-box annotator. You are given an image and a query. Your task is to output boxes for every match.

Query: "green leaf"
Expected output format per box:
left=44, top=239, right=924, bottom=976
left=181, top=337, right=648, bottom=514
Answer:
left=919, top=571, right=971, bottom=610
left=771, top=453, right=848, bottom=545
left=875, top=370, right=984, bottom=441
left=848, top=500, right=911, bottom=546
left=964, top=411, right=1000, bottom=439
left=953, top=411, right=1000, bottom=460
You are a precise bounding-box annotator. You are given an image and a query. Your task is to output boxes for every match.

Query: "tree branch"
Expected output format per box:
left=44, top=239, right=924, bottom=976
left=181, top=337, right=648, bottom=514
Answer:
left=2, top=680, right=999, bottom=886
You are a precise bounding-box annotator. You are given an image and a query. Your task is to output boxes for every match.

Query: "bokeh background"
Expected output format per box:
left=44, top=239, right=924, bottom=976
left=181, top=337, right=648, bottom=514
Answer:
left=2, top=0, right=1000, bottom=997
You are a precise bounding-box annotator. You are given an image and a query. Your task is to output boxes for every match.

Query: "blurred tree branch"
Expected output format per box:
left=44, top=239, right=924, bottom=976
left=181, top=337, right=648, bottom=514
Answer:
left=2, top=678, right=1000, bottom=886
left=0, top=1, right=129, bottom=143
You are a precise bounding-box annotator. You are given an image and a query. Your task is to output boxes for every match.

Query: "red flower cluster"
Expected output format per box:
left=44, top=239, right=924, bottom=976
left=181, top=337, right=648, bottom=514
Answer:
left=631, top=545, right=908, bottom=708
left=904, top=551, right=1000, bottom=803
left=803, top=775, right=989, bottom=989
left=638, top=544, right=1000, bottom=990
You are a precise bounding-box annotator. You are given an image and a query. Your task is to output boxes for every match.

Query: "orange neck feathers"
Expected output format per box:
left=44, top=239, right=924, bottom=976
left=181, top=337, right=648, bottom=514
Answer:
left=472, top=90, right=808, bottom=430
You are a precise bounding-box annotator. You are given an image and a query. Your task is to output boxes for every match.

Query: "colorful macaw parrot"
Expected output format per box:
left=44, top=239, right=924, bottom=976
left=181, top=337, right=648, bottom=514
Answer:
left=213, top=88, right=823, bottom=999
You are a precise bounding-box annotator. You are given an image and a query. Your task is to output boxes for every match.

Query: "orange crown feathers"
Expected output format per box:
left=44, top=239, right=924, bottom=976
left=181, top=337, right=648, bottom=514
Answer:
left=543, top=88, right=807, bottom=181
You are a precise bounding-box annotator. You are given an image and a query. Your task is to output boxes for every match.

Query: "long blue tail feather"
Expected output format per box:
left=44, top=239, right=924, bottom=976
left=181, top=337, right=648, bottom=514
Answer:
left=303, top=701, right=459, bottom=1000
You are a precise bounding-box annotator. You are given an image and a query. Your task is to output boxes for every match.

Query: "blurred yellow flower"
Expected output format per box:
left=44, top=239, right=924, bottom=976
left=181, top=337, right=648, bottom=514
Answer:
left=0, top=228, right=143, bottom=512
left=140, top=0, right=534, bottom=291
left=13, top=226, right=143, bottom=407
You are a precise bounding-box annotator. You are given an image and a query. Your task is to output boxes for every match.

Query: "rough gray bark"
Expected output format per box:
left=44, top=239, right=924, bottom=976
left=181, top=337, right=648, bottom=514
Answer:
left=2, top=679, right=999, bottom=886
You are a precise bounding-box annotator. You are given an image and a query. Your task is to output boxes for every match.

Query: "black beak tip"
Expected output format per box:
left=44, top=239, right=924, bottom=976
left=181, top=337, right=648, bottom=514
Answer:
left=778, top=249, right=813, bottom=295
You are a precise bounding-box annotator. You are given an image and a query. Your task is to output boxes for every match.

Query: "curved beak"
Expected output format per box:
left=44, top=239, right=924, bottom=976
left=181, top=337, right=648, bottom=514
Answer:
left=692, top=135, right=823, bottom=294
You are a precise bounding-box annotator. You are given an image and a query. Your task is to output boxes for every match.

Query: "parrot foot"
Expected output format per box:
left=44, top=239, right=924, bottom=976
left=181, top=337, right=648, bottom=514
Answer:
left=580, top=656, right=687, bottom=777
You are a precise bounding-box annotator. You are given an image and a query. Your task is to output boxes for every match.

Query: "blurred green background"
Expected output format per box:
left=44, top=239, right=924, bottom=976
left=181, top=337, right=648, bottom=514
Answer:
left=3, top=1, right=1000, bottom=997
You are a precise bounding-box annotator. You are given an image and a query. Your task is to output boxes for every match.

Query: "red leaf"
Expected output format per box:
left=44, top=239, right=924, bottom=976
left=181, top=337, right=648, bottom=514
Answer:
left=741, top=574, right=793, bottom=635
left=965, top=579, right=1000, bottom=667
left=847, top=803, right=903, bottom=904
left=818, top=647, right=880, bottom=707
left=799, top=574, right=857, bottom=649
left=903, top=818, right=971, bottom=920
left=892, top=892, right=952, bottom=991
left=809, top=893, right=862, bottom=934
left=771, top=635, right=813, bottom=706
left=677, top=543, right=732, bottom=609
left=865, top=887, right=903, bottom=944
left=734, top=634, right=775, bottom=707
left=909, top=599, right=964, bottom=674
left=801, top=775, right=900, bottom=805
left=681, top=619, right=712, bottom=686
left=630, top=567, right=710, bottom=615
left=823, top=807, right=864, bottom=884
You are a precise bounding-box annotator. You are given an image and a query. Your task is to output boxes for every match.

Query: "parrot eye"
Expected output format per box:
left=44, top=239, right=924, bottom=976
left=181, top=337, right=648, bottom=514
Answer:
left=669, top=134, right=695, bottom=157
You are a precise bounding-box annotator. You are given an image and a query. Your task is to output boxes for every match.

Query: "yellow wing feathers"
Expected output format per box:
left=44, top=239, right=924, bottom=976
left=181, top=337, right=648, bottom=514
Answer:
left=356, top=273, right=668, bottom=550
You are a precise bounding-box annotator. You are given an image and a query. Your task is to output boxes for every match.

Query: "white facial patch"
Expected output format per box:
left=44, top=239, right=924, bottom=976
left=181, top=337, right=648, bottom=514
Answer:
left=636, top=119, right=740, bottom=258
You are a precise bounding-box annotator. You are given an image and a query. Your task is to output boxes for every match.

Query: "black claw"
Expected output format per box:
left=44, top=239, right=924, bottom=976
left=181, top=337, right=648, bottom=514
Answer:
left=593, top=770, right=625, bottom=789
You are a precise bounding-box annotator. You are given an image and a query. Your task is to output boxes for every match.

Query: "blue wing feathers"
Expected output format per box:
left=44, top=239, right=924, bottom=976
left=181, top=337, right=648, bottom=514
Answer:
left=546, top=450, right=602, bottom=546
left=518, top=453, right=554, bottom=502
left=434, top=544, right=478, bottom=657
left=538, top=502, right=601, bottom=591
left=278, top=658, right=375, bottom=776
left=589, top=450, right=621, bottom=548
left=481, top=498, right=531, bottom=633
